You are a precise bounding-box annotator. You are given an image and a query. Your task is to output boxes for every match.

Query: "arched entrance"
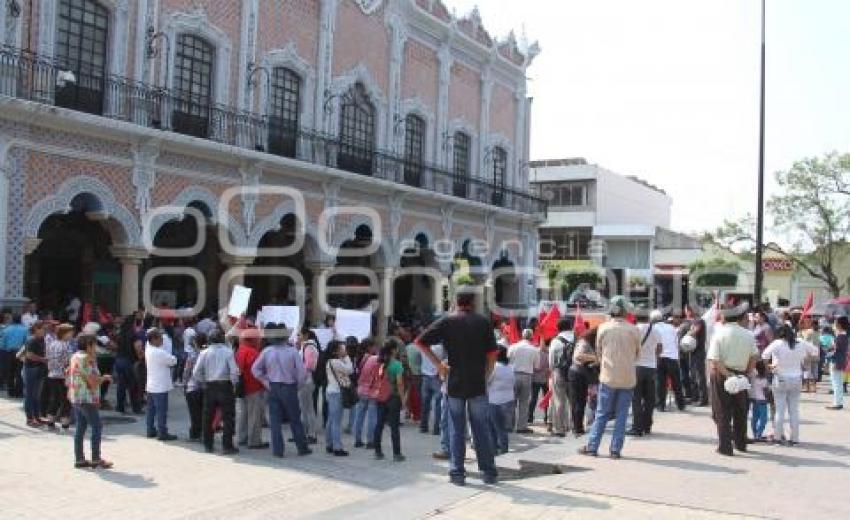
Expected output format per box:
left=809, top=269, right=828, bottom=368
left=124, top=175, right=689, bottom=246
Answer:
left=329, top=224, right=379, bottom=311
left=147, top=201, right=226, bottom=313
left=245, top=213, right=311, bottom=313
left=491, top=253, right=519, bottom=310
left=26, top=194, right=124, bottom=317
left=393, top=233, right=439, bottom=322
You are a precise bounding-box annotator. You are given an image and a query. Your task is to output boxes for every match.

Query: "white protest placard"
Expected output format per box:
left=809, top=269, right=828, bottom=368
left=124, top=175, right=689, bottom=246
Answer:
left=335, top=309, right=372, bottom=341
left=260, top=305, right=300, bottom=330
left=227, top=285, right=251, bottom=317
left=311, top=328, right=334, bottom=350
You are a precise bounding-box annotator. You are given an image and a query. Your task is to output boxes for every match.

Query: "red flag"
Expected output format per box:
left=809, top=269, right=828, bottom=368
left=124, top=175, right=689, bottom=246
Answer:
left=801, top=292, right=814, bottom=321
left=533, top=307, right=548, bottom=344
left=508, top=316, right=521, bottom=344
left=539, top=304, right=561, bottom=341
left=573, top=304, right=586, bottom=338
left=538, top=388, right=553, bottom=411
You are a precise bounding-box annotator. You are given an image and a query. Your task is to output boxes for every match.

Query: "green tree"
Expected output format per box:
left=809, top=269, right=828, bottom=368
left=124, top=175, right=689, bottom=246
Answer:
left=709, top=152, right=850, bottom=298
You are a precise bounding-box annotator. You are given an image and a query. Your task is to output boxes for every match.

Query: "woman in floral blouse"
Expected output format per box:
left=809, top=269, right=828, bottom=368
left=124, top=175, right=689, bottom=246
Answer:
left=45, top=324, right=74, bottom=429
left=67, top=334, right=113, bottom=469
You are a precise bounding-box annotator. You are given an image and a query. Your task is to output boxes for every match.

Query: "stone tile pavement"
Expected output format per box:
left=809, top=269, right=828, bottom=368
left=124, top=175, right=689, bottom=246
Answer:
left=0, top=383, right=847, bottom=519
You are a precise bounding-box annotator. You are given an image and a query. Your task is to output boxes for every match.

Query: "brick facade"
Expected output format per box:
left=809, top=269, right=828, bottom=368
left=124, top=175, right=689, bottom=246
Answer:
left=0, top=0, right=541, bottom=313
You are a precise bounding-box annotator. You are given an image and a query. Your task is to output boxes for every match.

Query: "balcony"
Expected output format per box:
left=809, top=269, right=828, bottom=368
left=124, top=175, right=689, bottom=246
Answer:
left=0, top=46, right=546, bottom=215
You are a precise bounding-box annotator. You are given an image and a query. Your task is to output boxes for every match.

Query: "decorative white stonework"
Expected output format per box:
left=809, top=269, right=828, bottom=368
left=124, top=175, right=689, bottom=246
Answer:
left=161, top=9, right=232, bottom=105
left=24, top=175, right=142, bottom=247
left=0, top=133, right=10, bottom=299
left=440, top=204, right=454, bottom=240
left=239, top=161, right=261, bottom=232
left=385, top=12, right=408, bottom=152
left=327, top=62, right=387, bottom=149
left=322, top=179, right=341, bottom=249
left=316, top=0, right=339, bottom=132
left=259, top=42, right=317, bottom=131
left=131, top=139, right=159, bottom=217
left=238, top=0, right=259, bottom=111
left=355, top=0, right=384, bottom=16
left=435, top=41, right=453, bottom=166
left=388, top=192, right=407, bottom=248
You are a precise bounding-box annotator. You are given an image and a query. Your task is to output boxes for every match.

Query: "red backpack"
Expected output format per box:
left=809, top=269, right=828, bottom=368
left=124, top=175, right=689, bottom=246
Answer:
left=366, top=360, right=392, bottom=403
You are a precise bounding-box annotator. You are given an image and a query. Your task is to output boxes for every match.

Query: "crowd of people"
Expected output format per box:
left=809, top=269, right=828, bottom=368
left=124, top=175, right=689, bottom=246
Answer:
left=0, top=293, right=847, bottom=484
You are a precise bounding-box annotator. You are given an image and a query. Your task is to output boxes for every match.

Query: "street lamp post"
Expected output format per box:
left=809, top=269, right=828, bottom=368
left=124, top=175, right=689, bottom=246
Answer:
left=754, top=0, right=766, bottom=308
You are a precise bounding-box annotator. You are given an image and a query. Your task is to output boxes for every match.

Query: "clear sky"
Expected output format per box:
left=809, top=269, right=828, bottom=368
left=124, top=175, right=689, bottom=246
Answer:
left=446, top=0, right=850, bottom=234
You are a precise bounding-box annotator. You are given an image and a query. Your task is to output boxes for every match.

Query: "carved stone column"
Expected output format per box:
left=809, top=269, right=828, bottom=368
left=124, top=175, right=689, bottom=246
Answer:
left=110, top=246, right=149, bottom=316
left=316, top=0, right=339, bottom=132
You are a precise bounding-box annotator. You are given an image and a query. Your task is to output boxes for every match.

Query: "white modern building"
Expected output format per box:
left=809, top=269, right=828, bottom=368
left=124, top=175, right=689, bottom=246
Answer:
left=530, top=158, right=700, bottom=309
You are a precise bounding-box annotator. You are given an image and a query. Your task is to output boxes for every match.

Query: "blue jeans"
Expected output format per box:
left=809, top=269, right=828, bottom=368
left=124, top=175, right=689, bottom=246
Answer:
left=23, top=365, right=45, bottom=420
left=488, top=401, right=513, bottom=453
left=354, top=395, right=377, bottom=445
left=73, top=404, right=102, bottom=462
left=831, top=365, right=845, bottom=407
left=447, top=394, right=497, bottom=482
left=439, top=393, right=449, bottom=454
left=268, top=382, right=308, bottom=456
left=325, top=391, right=344, bottom=450
left=586, top=384, right=633, bottom=455
left=420, top=375, right=442, bottom=432
left=145, top=392, right=169, bottom=438
left=750, top=400, right=768, bottom=438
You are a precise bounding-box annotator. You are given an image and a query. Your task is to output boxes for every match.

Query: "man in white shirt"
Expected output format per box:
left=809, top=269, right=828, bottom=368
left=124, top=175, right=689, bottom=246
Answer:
left=21, top=302, right=38, bottom=329
left=628, top=315, right=662, bottom=436
left=145, top=328, right=178, bottom=441
left=508, top=329, right=541, bottom=433
left=653, top=311, right=686, bottom=412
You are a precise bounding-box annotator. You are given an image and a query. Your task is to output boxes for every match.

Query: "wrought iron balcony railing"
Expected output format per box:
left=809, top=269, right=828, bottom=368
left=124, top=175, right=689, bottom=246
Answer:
left=0, top=46, right=546, bottom=215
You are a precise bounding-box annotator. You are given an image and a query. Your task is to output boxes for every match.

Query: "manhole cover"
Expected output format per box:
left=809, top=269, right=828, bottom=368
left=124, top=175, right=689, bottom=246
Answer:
left=100, top=416, right=138, bottom=425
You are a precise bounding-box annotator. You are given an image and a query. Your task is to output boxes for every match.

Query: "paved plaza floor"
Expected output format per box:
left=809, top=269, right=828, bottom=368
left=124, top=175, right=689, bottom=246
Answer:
left=1, top=383, right=847, bottom=519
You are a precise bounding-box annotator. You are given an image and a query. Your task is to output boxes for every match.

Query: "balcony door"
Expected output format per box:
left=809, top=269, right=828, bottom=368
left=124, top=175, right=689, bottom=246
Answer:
left=403, top=114, right=425, bottom=187
left=452, top=132, right=470, bottom=197
left=337, top=83, right=375, bottom=175
left=172, top=34, right=214, bottom=138
left=267, top=67, right=300, bottom=158
left=54, top=0, right=109, bottom=115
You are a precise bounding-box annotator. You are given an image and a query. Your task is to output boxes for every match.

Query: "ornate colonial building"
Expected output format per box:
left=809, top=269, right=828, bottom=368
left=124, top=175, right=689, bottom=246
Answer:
left=0, top=0, right=543, bottom=332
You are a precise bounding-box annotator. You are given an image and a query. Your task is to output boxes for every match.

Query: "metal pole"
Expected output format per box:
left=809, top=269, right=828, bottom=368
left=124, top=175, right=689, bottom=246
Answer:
left=754, top=0, right=766, bottom=307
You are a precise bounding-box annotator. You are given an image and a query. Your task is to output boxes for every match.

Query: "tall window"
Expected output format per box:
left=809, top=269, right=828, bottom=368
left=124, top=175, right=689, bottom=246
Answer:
left=337, top=83, right=375, bottom=175
left=172, top=34, right=214, bottom=138
left=403, top=114, right=425, bottom=187
left=267, top=67, right=301, bottom=158
left=54, top=0, right=109, bottom=114
left=491, top=146, right=507, bottom=206
left=452, top=131, right=470, bottom=197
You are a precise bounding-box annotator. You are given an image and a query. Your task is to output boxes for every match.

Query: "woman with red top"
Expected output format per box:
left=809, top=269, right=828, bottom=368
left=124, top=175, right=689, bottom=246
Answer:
left=235, top=325, right=267, bottom=449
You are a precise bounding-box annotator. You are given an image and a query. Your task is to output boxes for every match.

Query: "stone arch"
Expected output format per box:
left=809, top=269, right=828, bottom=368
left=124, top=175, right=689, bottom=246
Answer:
left=333, top=217, right=395, bottom=268
left=25, top=175, right=141, bottom=246
left=148, top=185, right=247, bottom=248
left=247, top=201, right=328, bottom=265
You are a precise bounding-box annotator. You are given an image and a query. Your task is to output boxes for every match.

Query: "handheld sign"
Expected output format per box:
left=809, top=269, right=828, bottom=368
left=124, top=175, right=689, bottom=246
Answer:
left=335, top=309, right=372, bottom=341
left=260, top=305, right=300, bottom=331
left=227, top=285, right=251, bottom=318
left=311, top=328, right=334, bottom=351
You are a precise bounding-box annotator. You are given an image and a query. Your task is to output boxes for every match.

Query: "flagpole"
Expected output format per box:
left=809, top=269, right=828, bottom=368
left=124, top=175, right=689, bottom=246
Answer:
left=753, top=0, right=766, bottom=308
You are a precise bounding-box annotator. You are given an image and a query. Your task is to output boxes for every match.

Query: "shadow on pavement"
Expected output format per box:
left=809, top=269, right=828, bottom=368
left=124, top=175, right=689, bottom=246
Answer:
left=624, top=456, right=746, bottom=474
left=745, top=450, right=850, bottom=468
left=92, top=469, right=157, bottom=489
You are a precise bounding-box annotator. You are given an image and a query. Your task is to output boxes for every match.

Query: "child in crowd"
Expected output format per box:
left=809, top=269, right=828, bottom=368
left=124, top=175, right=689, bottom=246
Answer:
left=749, top=360, right=769, bottom=442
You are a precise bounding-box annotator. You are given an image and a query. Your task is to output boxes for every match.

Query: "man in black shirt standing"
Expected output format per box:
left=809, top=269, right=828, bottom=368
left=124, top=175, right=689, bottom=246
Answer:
left=416, top=290, right=498, bottom=486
